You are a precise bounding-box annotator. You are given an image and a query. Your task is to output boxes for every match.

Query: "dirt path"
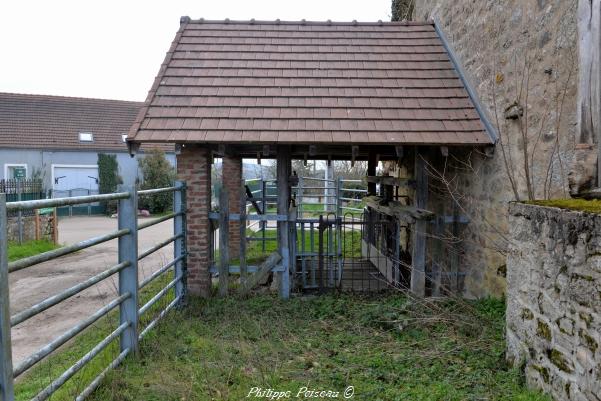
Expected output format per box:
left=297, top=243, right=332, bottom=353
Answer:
left=9, top=216, right=174, bottom=366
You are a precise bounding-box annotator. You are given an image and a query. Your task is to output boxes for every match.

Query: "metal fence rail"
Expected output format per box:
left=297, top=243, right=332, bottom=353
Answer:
left=0, top=181, right=187, bottom=401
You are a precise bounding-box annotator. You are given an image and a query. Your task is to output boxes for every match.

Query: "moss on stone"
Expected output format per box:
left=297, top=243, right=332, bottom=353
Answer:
left=579, top=312, right=593, bottom=328
left=537, top=319, right=552, bottom=341
left=547, top=349, right=573, bottom=373
left=579, top=329, right=598, bottom=352
left=521, top=308, right=534, bottom=320
left=526, top=199, right=601, bottom=214
left=531, top=364, right=550, bottom=383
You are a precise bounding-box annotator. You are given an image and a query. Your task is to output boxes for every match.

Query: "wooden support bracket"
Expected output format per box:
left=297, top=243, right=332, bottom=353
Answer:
left=364, top=196, right=434, bottom=224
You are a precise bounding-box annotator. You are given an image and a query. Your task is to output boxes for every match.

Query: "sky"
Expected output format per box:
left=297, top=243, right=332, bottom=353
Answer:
left=0, top=0, right=391, bottom=102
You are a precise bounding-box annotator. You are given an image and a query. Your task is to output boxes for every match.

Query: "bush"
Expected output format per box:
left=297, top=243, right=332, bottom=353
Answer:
left=97, top=154, right=122, bottom=214
left=138, top=148, right=176, bottom=213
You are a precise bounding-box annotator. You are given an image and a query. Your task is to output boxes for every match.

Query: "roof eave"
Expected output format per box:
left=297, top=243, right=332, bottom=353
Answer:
left=433, top=18, right=498, bottom=146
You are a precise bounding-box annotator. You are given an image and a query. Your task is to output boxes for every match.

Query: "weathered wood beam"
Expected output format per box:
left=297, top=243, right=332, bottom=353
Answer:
left=239, top=252, right=282, bottom=296
left=239, top=186, right=247, bottom=288
left=365, top=176, right=413, bottom=187
left=277, top=146, right=292, bottom=299
left=577, top=0, right=601, bottom=186
left=367, top=151, right=377, bottom=195
left=411, top=152, right=428, bottom=297
left=364, top=196, right=434, bottom=223
left=218, top=188, right=229, bottom=297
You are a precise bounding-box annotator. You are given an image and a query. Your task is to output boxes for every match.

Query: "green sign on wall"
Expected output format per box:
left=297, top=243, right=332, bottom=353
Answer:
left=13, top=167, right=26, bottom=179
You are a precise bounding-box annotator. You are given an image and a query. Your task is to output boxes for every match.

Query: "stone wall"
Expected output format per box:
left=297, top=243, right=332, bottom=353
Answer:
left=507, top=203, right=601, bottom=400
left=7, top=213, right=56, bottom=243
left=412, top=0, right=579, bottom=297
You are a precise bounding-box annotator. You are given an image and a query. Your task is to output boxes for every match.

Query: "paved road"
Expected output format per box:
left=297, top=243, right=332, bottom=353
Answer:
left=9, top=216, right=174, bottom=366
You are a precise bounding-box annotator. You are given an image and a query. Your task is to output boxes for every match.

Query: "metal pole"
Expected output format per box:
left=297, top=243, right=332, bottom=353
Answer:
left=117, top=182, right=139, bottom=355
left=174, top=181, right=187, bottom=304
left=0, top=194, right=15, bottom=401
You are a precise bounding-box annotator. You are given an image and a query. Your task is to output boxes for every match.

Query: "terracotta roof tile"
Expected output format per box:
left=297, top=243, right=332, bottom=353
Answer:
left=0, top=92, right=173, bottom=152
left=129, top=19, right=492, bottom=146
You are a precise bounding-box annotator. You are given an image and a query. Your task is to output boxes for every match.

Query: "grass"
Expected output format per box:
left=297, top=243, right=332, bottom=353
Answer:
left=526, top=198, right=601, bottom=214
left=229, top=228, right=363, bottom=265
left=8, top=240, right=60, bottom=262
left=79, top=294, right=549, bottom=401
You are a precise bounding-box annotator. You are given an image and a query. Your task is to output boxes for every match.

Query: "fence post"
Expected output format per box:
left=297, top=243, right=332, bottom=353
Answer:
left=0, top=194, right=15, bottom=401
left=118, top=183, right=138, bottom=354
left=174, top=181, right=187, bottom=303
left=336, top=177, right=342, bottom=218
left=218, top=188, right=230, bottom=297
left=17, top=185, right=22, bottom=245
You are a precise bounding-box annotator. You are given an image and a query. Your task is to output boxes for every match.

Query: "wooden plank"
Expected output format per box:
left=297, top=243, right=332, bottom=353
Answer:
left=362, top=240, right=395, bottom=284
left=245, top=185, right=263, bottom=214
left=449, top=201, right=460, bottom=293
left=367, top=151, right=377, bottom=195
left=218, top=188, right=229, bottom=297
left=431, top=214, right=443, bottom=297
left=277, top=146, right=291, bottom=299
left=239, top=186, right=247, bottom=287
left=239, top=252, right=282, bottom=296
left=364, top=196, right=434, bottom=223
left=410, top=151, right=427, bottom=297
left=366, top=176, right=412, bottom=187
left=577, top=0, right=601, bottom=184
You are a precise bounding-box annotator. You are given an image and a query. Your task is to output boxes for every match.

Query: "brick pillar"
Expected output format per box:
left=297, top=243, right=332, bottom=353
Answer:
left=177, top=145, right=212, bottom=298
left=222, top=154, right=242, bottom=259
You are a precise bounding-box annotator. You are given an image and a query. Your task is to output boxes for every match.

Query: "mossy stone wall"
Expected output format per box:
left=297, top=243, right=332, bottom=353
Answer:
left=507, top=203, right=601, bottom=400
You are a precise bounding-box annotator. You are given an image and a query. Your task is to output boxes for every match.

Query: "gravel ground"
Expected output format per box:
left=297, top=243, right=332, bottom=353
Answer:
left=9, top=216, right=174, bottom=366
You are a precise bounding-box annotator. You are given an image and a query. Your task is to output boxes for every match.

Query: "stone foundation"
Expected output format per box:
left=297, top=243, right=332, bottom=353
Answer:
left=507, top=203, right=601, bottom=400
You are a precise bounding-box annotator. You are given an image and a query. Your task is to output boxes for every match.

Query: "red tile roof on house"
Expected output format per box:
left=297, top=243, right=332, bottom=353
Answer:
left=0, top=92, right=171, bottom=152
left=128, top=19, right=493, bottom=147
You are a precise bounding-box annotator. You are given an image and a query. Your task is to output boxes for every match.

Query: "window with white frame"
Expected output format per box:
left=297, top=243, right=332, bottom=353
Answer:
left=79, top=132, right=94, bottom=142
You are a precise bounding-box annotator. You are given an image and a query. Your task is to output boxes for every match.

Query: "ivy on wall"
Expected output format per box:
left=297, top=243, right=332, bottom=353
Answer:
left=391, top=0, right=415, bottom=21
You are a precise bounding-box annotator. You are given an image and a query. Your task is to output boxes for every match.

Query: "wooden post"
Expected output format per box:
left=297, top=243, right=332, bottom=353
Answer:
left=218, top=188, right=229, bottom=297
left=367, top=150, right=377, bottom=195
left=411, top=150, right=427, bottom=297
left=35, top=209, right=40, bottom=241
left=449, top=202, right=460, bottom=293
left=431, top=213, right=443, bottom=297
left=578, top=0, right=601, bottom=184
left=277, top=146, right=291, bottom=299
left=52, top=208, right=58, bottom=245
left=239, top=186, right=247, bottom=287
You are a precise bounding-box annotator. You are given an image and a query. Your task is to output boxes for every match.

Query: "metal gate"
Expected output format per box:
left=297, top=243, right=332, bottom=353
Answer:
left=293, top=175, right=408, bottom=292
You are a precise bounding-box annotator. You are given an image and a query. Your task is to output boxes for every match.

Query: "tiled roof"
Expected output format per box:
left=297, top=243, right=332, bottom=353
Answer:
left=128, top=19, right=492, bottom=146
left=0, top=92, right=171, bottom=152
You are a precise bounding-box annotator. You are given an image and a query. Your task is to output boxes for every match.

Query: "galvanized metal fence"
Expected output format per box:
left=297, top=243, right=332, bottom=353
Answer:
left=0, top=181, right=187, bottom=401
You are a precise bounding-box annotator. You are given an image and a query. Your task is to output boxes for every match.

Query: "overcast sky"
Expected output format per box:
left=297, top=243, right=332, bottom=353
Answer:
left=0, top=0, right=391, bottom=102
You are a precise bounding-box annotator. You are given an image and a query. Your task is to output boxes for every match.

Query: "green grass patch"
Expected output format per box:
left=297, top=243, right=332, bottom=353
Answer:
left=8, top=240, right=60, bottom=262
left=526, top=199, right=601, bottom=214
left=84, top=294, right=549, bottom=401
left=14, top=272, right=177, bottom=400
left=228, top=228, right=362, bottom=266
